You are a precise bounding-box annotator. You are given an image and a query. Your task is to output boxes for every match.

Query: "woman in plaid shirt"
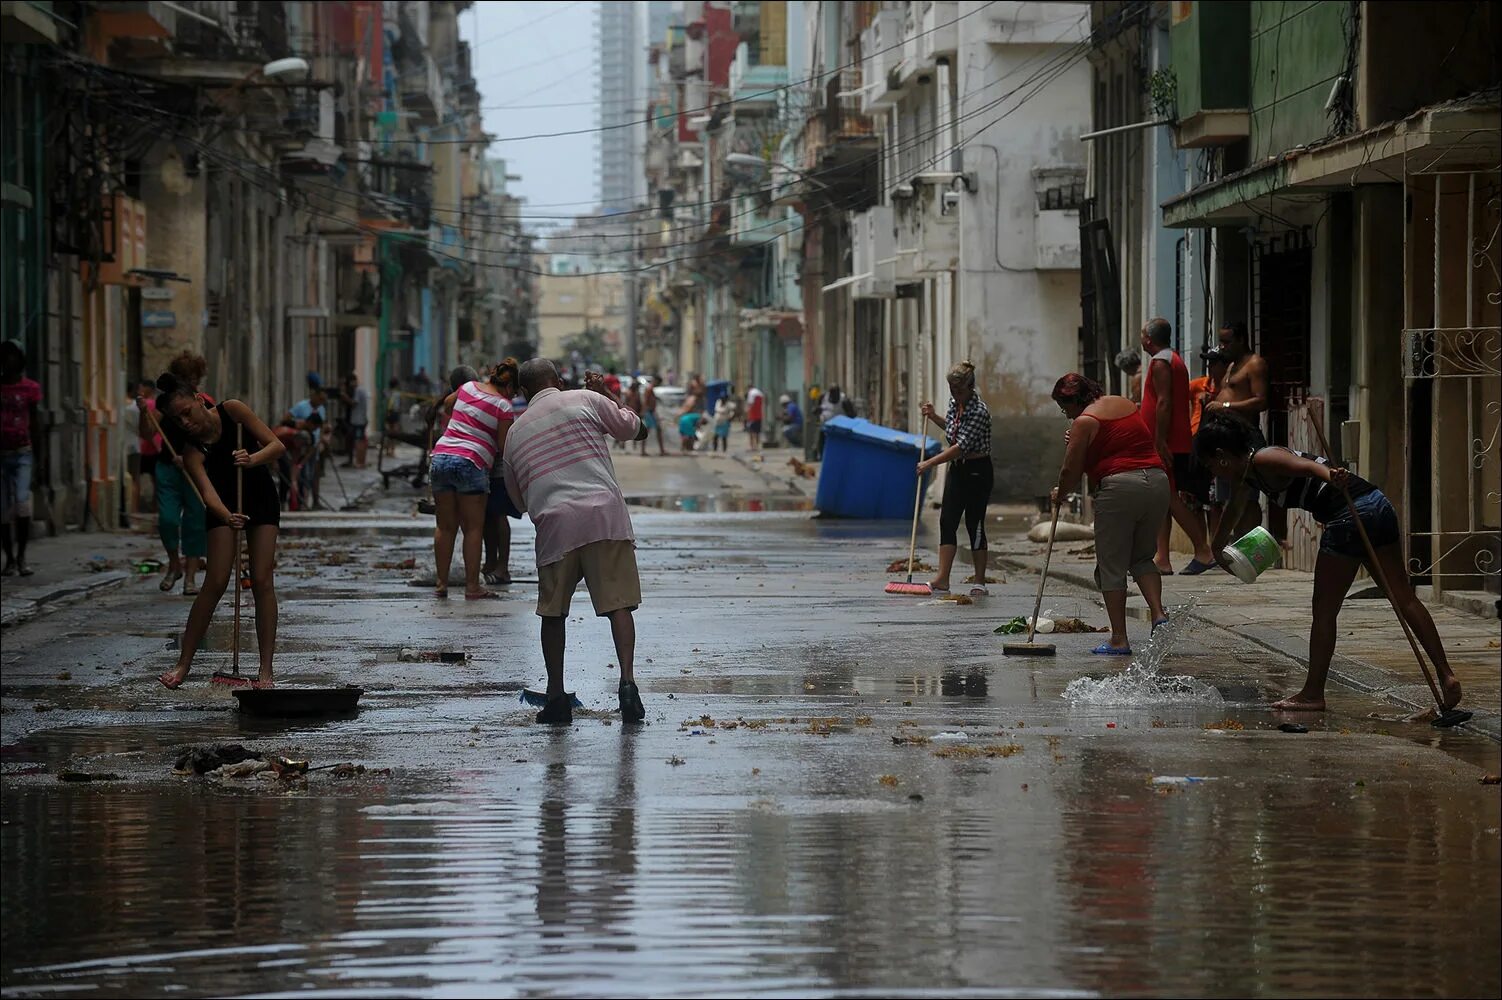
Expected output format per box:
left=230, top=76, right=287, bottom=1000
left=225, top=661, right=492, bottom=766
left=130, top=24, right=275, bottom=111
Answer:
left=917, top=362, right=994, bottom=595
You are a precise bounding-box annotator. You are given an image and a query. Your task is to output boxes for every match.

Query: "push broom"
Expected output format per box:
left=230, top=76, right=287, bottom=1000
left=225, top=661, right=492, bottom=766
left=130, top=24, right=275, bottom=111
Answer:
left=1309, top=416, right=1470, bottom=728
left=1003, top=496, right=1061, bottom=657
left=212, top=425, right=251, bottom=688
left=886, top=437, right=933, bottom=596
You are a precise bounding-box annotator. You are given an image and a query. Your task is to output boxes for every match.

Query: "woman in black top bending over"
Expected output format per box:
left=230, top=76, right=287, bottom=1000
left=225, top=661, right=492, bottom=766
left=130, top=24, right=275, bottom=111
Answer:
left=1196, top=411, right=1462, bottom=714
left=154, top=375, right=286, bottom=689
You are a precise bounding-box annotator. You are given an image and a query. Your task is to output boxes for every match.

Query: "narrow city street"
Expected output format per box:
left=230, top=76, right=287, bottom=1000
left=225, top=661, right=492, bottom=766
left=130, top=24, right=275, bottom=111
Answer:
left=2, top=450, right=1498, bottom=998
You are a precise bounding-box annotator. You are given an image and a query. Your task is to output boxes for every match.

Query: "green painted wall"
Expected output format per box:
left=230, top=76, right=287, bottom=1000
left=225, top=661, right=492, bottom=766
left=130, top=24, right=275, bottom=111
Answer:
left=1172, top=1, right=1251, bottom=117
left=1249, top=0, right=1349, bottom=158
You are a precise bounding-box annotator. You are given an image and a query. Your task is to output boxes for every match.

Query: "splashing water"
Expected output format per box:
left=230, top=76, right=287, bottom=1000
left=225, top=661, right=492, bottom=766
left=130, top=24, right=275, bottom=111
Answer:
left=1062, top=605, right=1223, bottom=706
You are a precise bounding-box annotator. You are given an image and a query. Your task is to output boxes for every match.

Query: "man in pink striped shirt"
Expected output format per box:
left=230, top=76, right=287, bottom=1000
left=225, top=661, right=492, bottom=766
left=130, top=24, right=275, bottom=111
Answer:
left=504, top=359, right=650, bottom=725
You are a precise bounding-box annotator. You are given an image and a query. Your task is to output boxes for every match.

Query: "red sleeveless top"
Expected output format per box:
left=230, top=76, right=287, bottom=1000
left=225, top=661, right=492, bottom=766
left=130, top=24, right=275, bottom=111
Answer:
left=1140, top=348, right=1193, bottom=454
left=1085, top=413, right=1165, bottom=482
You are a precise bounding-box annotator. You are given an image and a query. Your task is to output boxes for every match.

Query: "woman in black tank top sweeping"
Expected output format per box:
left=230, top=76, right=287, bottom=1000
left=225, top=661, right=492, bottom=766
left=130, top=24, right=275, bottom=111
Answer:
left=1196, top=412, right=1462, bottom=714
left=153, top=375, right=286, bottom=689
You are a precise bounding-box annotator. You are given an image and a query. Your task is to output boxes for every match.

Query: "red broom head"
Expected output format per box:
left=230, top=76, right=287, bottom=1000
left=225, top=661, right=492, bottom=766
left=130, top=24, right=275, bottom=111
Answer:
left=885, top=581, right=932, bottom=596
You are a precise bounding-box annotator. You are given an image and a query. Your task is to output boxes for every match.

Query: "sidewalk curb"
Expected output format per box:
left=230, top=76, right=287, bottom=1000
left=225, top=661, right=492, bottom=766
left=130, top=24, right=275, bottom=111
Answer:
left=1, top=570, right=133, bottom=629
left=994, top=552, right=1501, bottom=744
left=729, top=452, right=809, bottom=496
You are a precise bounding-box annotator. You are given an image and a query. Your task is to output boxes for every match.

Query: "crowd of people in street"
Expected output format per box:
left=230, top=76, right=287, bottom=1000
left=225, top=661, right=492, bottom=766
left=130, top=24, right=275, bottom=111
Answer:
left=0, top=316, right=1468, bottom=722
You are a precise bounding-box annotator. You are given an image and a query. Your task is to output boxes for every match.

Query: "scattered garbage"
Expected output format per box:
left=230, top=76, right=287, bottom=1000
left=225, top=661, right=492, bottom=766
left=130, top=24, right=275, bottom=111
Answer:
left=1203, top=718, right=1245, bottom=731
left=1028, top=520, right=1093, bottom=543
left=931, top=731, right=968, bottom=742
left=373, top=558, right=417, bottom=571
left=1151, top=775, right=1217, bottom=785
left=58, top=771, right=123, bottom=783
left=933, top=743, right=1022, bottom=759
left=1482, top=774, right=1500, bottom=785
left=886, top=557, right=936, bottom=573
left=174, top=744, right=261, bottom=776
left=399, top=648, right=468, bottom=663
left=211, top=759, right=272, bottom=779
left=133, top=559, right=163, bottom=575
left=666, top=755, right=686, bottom=766
left=1051, top=617, right=1108, bottom=634
left=85, top=555, right=114, bottom=573
left=994, top=617, right=1029, bottom=635
left=1278, top=723, right=1309, bottom=734
left=878, top=774, right=900, bottom=787
left=937, top=594, right=974, bottom=605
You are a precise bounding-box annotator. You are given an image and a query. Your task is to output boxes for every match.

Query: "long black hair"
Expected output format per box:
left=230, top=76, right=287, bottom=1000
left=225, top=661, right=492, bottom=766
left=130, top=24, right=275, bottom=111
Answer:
left=1193, top=410, right=1268, bottom=464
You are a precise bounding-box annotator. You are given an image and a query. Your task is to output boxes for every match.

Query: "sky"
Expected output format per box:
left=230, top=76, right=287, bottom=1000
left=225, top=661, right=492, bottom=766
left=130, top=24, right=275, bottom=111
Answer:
left=460, top=1, right=602, bottom=232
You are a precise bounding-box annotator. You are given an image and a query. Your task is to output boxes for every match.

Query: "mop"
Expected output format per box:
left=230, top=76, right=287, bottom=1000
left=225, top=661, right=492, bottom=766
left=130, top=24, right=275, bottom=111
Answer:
left=212, top=425, right=252, bottom=687
left=886, top=437, right=933, bottom=596
left=1003, top=498, right=1061, bottom=657
left=1309, top=417, right=1471, bottom=728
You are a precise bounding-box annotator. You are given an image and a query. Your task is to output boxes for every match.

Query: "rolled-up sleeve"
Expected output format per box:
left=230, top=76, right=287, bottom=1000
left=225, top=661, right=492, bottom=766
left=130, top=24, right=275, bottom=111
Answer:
left=593, top=394, right=643, bottom=442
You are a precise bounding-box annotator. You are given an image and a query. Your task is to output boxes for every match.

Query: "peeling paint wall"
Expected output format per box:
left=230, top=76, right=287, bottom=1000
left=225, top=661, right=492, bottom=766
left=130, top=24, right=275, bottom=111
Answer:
left=956, top=2, right=1090, bottom=502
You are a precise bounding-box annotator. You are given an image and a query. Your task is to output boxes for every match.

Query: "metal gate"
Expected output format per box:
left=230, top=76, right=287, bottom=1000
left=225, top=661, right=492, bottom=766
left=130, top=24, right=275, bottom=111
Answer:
left=1402, top=168, right=1501, bottom=595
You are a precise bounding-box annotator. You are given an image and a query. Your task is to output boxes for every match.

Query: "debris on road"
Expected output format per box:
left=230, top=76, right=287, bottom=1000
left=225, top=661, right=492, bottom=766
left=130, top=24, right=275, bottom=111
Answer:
left=1050, top=617, right=1108, bottom=634
left=1481, top=774, right=1500, bottom=785
left=931, top=732, right=968, bottom=742
left=174, top=744, right=262, bottom=776
left=1203, top=718, right=1246, bottom=731
left=878, top=774, right=899, bottom=787
left=1278, top=723, right=1309, bottom=734
left=57, top=771, right=123, bottom=782
left=937, top=594, right=974, bottom=605
left=211, top=759, right=272, bottom=779
left=933, top=743, right=1022, bottom=759
left=666, top=755, right=686, bottom=766
left=1151, top=776, right=1217, bottom=785
left=1027, top=520, right=1093, bottom=543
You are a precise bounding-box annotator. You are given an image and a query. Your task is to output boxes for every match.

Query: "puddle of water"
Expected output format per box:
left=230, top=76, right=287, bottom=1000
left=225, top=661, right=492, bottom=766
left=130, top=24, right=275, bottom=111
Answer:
left=1062, top=607, right=1223, bottom=707
left=628, top=494, right=814, bottom=513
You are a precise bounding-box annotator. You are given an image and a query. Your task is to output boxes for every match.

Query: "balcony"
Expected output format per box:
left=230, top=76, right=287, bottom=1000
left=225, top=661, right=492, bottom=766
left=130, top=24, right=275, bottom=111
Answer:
left=861, top=9, right=905, bottom=113
left=730, top=55, right=787, bottom=114
left=919, top=2, right=959, bottom=65
left=893, top=184, right=958, bottom=277
left=400, top=52, right=443, bottom=126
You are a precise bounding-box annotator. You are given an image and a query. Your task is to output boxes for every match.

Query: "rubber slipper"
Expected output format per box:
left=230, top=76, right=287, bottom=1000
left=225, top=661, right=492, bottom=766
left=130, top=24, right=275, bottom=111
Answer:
left=1091, top=643, right=1133, bottom=656
left=182, top=584, right=199, bottom=597
left=158, top=671, right=184, bottom=690
left=1180, top=558, right=1216, bottom=576
left=1151, top=617, right=1170, bottom=632
left=159, top=571, right=182, bottom=593
left=969, top=586, right=990, bottom=596
left=929, top=585, right=951, bottom=594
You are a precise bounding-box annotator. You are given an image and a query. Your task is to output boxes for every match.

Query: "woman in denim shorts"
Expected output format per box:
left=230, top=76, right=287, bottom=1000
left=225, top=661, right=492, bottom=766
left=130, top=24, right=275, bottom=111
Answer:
left=429, top=366, right=513, bottom=599
left=1197, top=411, right=1463, bottom=716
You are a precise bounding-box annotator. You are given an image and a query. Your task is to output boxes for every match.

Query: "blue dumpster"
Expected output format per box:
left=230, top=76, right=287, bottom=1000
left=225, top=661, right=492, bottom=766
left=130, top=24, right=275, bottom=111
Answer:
left=704, top=379, right=731, bottom=414
left=815, top=417, right=942, bottom=519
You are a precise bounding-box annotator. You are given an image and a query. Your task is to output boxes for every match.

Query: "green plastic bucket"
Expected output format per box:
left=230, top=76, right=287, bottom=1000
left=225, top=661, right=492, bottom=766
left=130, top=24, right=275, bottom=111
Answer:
left=1224, top=525, right=1280, bottom=583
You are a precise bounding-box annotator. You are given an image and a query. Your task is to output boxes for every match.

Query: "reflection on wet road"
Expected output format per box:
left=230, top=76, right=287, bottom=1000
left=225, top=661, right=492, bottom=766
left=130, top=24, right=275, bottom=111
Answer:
left=2, top=507, right=1499, bottom=997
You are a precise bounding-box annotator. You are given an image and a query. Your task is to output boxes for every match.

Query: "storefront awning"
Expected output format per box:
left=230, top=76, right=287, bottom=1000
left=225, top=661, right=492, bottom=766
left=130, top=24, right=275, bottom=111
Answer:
left=1162, top=94, right=1500, bottom=228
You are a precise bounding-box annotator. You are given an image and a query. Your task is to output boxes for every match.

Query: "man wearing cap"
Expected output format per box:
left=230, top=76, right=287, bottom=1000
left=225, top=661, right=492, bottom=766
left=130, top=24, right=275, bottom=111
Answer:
left=779, top=393, right=803, bottom=448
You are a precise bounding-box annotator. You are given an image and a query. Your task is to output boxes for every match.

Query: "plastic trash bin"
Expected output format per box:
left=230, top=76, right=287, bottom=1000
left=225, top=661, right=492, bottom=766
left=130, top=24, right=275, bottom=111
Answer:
left=815, top=417, right=942, bottom=519
left=704, top=379, right=731, bottom=414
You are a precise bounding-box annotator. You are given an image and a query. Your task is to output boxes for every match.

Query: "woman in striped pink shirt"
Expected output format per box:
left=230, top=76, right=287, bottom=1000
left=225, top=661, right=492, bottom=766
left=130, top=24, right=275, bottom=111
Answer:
left=430, top=365, right=513, bottom=599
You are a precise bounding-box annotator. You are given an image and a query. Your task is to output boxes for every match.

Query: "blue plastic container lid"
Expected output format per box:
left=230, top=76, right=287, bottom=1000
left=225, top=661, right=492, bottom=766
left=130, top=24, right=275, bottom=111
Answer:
left=821, top=416, right=941, bottom=457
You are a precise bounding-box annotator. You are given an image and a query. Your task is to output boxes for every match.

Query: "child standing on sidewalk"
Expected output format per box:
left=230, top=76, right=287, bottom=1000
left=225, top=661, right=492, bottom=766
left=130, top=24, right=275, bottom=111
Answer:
left=712, top=396, right=735, bottom=453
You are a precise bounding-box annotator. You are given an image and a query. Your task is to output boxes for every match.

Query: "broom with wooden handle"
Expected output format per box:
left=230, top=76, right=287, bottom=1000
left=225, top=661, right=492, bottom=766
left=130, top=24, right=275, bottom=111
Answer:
left=1003, top=498, right=1061, bottom=656
left=887, top=437, right=933, bottom=596
left=211, top=424, right=251, bottom=688
left=1308, top=415, right=1469, bottom=728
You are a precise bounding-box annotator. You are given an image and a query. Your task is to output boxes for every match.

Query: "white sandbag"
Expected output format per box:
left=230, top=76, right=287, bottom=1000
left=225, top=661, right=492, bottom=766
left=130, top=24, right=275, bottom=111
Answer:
left=1027, top=520, right=1095, bottom=543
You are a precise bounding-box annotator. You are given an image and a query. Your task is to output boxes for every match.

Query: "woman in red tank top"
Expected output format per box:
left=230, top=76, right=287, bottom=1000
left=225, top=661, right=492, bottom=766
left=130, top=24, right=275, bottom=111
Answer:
left=1051, top=374, right=1171, bottom=655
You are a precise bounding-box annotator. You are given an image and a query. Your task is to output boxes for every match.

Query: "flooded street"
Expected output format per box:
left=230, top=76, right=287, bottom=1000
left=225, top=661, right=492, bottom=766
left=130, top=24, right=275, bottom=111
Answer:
left=3, top=487, right=1499, bottom=997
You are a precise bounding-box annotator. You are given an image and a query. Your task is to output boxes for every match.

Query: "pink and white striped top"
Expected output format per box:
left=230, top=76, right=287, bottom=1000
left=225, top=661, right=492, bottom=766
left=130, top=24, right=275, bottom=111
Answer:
left=431, top=381, right=512, bottom=471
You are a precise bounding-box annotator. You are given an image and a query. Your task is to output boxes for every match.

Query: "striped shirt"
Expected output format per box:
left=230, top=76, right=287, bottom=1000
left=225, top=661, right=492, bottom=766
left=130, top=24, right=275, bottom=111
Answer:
left=431, top=381, right=512, bottom=471
left=945, top=395, right=992, bottom=457
left=502, top=387, right=643, bottom=567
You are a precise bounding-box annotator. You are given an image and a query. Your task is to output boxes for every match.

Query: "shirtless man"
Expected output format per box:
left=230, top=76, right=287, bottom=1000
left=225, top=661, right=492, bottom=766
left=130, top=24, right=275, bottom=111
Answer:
left=1210, top=321, right=1269, bottom=418
left=639, top=376, right=667, bottom=457
left=1208, top=321, right=1269, bottom=534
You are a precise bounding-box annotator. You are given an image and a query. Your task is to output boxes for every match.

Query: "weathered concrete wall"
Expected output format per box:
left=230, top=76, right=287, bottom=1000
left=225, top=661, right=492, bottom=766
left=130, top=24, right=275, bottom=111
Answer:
left=140, top=146, right=206, bottom=380
left=957, top=3, right=1090, bottom=501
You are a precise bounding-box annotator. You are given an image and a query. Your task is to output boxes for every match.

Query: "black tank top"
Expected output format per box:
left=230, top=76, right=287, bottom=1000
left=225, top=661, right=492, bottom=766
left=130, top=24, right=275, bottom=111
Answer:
left=1245, top=447, right=1376, bottom=522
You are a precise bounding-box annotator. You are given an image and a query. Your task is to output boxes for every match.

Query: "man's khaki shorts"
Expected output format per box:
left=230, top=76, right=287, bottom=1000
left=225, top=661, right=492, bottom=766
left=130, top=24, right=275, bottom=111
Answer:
left=536, top=539, right=641, bottom=618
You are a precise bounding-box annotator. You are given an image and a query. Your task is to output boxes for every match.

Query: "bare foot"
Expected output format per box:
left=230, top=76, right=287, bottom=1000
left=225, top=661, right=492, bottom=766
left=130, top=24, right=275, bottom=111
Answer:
left=1440, top=675, right=1463, bottom=710
left=1271, top=694, right=1326, bottom=712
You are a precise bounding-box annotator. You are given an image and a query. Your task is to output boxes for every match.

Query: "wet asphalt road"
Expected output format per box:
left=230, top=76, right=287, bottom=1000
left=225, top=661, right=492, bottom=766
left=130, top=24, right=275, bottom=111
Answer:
left=2, top=486, right=1499, bottom=998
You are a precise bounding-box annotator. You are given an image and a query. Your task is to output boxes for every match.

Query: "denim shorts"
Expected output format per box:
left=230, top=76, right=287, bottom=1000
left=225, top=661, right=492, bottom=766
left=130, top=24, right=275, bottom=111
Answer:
left=0, top=449, right=35, bottom=517
left=429, top=453, right=490, bottom=495
left=1321, top=489, right=1400, bottom=560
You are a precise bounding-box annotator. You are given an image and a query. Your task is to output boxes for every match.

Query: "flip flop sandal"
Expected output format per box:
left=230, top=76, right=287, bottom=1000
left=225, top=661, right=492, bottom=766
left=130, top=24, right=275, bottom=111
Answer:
left=929, top=585, right=951, bottom=594
left=434, top=588, right=450, bottom=599
left=1179, top=558, right=1216, bottom=576
left=158, top=671, right=185, bottom=690
left=182, top=583, right=199, bottom=597
left=481, top=571, right=512, bottom=586
left=969, top=586, right=990, bottom=596
left=1151, top=617, right=1170, bottom=632
left=1091, top=643, right=1134, bottom=656
left=159, top=571, right=183, bottom=592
